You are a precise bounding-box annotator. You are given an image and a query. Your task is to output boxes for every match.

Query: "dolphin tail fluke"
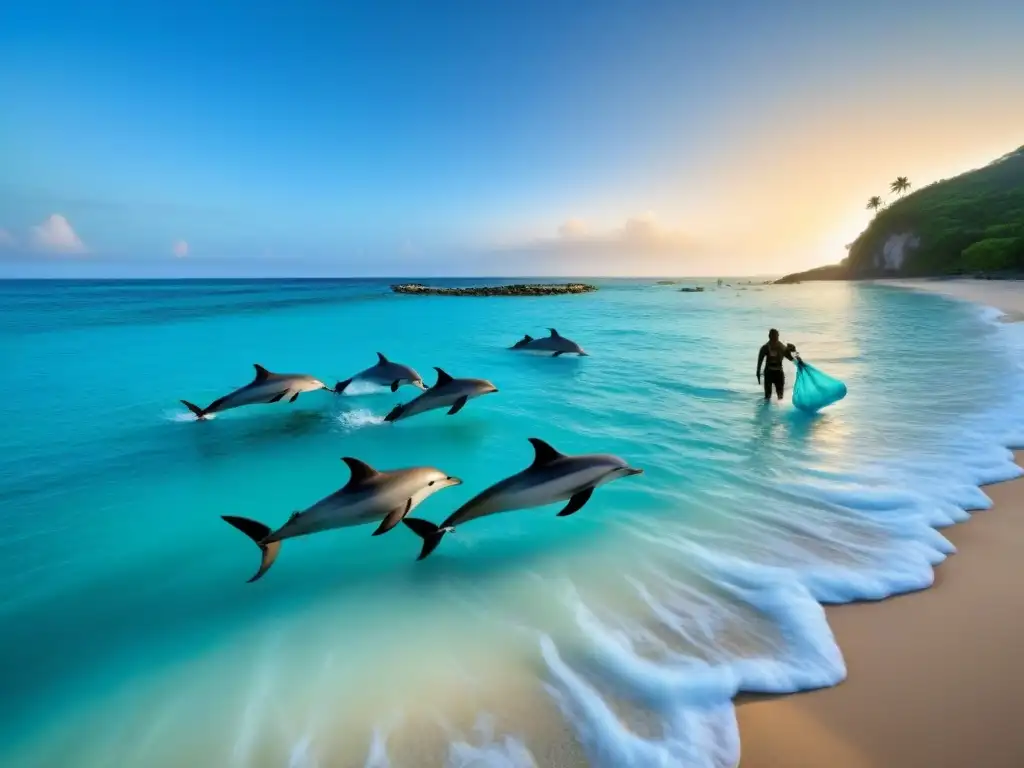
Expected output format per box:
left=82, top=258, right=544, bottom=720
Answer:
left=221, top=515, right=281, bottom=583
left=334, top=378, right=353, bottom=394
left=402, top=517, right=446, bottom=560
left=384, top=403, right=405, bottom=423
left=180, top=400, right=207, bottom=420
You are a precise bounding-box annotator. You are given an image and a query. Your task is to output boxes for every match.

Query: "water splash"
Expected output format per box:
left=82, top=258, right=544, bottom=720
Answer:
left=336, top=408, right=385, bottom=431
left=163, top=408, right=216, bottom=422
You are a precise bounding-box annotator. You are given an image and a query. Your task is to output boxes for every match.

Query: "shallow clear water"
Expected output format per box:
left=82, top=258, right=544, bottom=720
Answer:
left=1, top=278, right=1023, bottom=767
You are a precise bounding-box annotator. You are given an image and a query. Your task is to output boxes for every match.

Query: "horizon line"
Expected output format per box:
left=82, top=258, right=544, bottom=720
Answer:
left=0, top=274, right=784, bottom=282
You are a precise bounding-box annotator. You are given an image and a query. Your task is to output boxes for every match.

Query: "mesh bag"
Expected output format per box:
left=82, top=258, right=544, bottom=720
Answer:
left=792, top=359, right=847, bottom=413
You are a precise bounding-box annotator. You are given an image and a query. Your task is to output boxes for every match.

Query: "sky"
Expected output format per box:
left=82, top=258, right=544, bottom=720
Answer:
left=1, top=0, right=1022, bottom=278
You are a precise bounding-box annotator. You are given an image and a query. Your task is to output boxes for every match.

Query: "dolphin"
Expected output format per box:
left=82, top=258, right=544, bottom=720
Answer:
left=510, top=328, right=588, bottom=357
left=402, top=437, right=643, bottom=560
left=383, top=367, right=498, bottom=422
left=334, top=352, right=427, bottom=394
left=181, top=364, right=331, bottom=420
left=221, top=457, right=462, bottom=582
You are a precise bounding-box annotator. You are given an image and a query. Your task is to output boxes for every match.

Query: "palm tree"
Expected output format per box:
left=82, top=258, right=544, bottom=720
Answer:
left=866, top=195, right=883, bottom=213
left=889, top=176, right=911, bottom=196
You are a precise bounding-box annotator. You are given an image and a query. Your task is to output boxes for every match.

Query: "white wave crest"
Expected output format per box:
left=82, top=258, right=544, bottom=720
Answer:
left=535, top=305, right=1024, bottom=766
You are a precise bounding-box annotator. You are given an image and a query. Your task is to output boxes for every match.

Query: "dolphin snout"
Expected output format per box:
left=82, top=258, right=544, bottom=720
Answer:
left=625, top=467, right=644, bottom=476
left=446, top=475, right=463, bottom=486
left=488, top=386, right=499, bottom=393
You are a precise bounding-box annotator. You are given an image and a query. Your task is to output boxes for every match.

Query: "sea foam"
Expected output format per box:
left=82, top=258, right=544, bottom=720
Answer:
left=536, top=302, right=1024, bottom=767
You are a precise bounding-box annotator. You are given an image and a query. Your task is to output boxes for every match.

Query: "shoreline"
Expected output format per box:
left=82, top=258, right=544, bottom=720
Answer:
left=737, top=453, right=1024, bottom=768
left=738, top=279, right=1024, bottom=767
left=879, top=277, right=1024, bottom=321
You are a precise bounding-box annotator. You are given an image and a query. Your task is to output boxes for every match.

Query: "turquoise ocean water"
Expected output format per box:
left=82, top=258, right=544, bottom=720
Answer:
left=2, top=278, right=1023, bottom=767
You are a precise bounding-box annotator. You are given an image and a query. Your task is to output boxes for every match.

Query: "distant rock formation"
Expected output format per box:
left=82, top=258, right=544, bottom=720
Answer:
left=774, top=264, right=850, bottom=284
left=390, top=283, right=598, bottom=297
left=776, top=144, right=1024, bottom=283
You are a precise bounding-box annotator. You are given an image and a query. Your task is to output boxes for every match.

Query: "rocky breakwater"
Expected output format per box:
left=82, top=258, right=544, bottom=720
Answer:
left=390, top=283, right=598, bottom=296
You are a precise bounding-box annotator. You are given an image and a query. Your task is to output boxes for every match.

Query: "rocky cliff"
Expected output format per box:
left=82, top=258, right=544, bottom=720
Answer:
left=777, top=145, right=1024, bottom=283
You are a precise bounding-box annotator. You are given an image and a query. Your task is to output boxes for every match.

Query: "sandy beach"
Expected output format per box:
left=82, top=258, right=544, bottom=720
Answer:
left=738, top=278, right=1024, bottom=768
left=885, top=277, right=1024, bottom=318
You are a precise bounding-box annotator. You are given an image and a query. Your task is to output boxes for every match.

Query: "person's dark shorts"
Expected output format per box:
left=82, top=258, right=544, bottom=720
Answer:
left=763, top=369, right=785, bottom=399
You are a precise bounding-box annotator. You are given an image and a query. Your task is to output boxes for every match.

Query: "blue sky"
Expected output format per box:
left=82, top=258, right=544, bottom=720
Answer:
left=1, top=1, right=1022, bottom=277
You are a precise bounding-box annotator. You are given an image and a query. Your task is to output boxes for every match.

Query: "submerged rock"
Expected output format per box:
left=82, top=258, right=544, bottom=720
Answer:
left=390, top=283, right=598, bottom=297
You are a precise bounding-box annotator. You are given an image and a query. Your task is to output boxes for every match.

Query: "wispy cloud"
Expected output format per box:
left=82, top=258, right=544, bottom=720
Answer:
left=558, top=218, right=588, bottom=239
left=542, top=212, right=691, bottom=251
left=0, top=228, right=15, bottom=248
left=172, top=239, right=190, bottom=258
left=31, top=214, right=87, bottom=254
left=620, top=211, right=686, bottom=246
left=484, top=212, right=699, bottom=276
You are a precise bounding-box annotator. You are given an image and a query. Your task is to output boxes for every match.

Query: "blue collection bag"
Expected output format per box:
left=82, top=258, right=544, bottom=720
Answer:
left=792, top=358, right=847, bottom=413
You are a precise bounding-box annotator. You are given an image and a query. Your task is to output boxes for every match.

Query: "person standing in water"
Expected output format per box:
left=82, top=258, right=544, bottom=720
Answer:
left=757, top=328, right=798, bottom=401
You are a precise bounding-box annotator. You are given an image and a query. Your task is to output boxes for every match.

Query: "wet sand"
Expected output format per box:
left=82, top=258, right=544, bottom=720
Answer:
left=885, top=277, right=1024, bottom=319
left=738, top=278, right=1024, bottom=767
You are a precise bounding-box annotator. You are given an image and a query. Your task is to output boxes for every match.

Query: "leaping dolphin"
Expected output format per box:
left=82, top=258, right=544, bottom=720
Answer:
left=181, top=364, right=331, bottom=420
left=222, top=457, right=462, bottom=582
left=402, top=437, right=643, bottom=560
left=510, top=328, right=588, bottom=357
left=334, top=352, right=427, bottom=394
left=384, top=367, right=498, bottom=422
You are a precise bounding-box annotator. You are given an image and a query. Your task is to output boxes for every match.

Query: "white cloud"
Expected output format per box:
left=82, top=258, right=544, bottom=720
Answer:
left=31, top=214, right=87, bottom=254
left=547, top=212, right=688, bottom=250
left=623, top=211, right=664, bottom=242
left=172, top=239, right=189, bottom=258
left=485, top=212, right=698, bottom=276
left=558, top=218, right=588, bottom=239
left=0, top=228, right=15, bottom=248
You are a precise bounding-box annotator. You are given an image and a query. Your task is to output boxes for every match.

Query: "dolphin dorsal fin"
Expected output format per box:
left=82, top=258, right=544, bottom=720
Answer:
left=433, top=367, right=454, bottom=386
left=548, top=328, right=561, bottom=338
left=253, top=364, right=272, bottom=381
left=341, top=457, right=379, bottom=488
left=528, top=437, right=564, bottom=468
left=376, top=352, right=389, bottom=364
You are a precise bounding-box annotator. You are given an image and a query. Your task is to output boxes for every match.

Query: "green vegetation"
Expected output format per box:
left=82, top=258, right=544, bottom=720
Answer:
left=777, top=145, right=1024, bottom=283
left=866, top=195, right=883, bottom=213
left=961, top=237, right=1024, bottom=272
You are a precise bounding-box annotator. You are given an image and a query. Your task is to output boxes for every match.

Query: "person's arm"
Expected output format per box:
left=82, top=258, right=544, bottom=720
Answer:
left=756, top=344, right=766, bottom=381
left=785, top=343, right=804, bottom=369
